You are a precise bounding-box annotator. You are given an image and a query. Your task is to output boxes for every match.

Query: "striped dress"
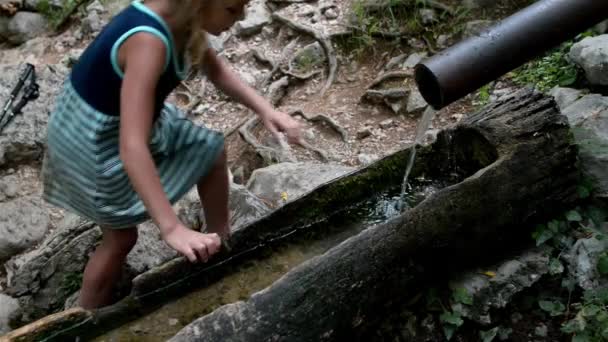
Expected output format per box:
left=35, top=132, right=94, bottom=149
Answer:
left=42, top=0, right=224, bottom=228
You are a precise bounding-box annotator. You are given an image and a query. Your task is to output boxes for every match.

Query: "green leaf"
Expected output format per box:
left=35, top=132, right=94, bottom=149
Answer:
left=566, top=210, right=583, bottom=222
left=602, top=326, right=608, bottom=340
left=577, top=185, right=591, bottom=199
left=533, top=228, right=554, bottom=246
left=452, top=287, right=473, bottom=305
left=440, top=311, right=464, bottom=326
left=581, top=304, right=600, bottom=317
left=480, top=327, right=498, bottom=342
left=562, top=277, right=576, bottom=292
left=443, top=324, right=457, bottom=341
left=549, top=258, right=564, bottom=275
left=548, top=220, right=561, bottom=232
left=539, top=300, right=565, bottom=316
left=561, top=319, right=583, bottom=334
left=497, top=326, right=512, bottom=341
left=597, top=254, right=608, bottom=275
left=572, top=333, right=591, bottom=342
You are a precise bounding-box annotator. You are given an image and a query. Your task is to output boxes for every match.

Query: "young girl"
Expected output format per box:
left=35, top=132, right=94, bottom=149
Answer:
left=42, top=0, right=301, bottom=309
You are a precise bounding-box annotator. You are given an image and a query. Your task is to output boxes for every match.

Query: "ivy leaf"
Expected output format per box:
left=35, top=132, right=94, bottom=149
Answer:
left=479, top=327, right=498, bottom=342
left=443, top=324, right=457, bottom=341
left=452, top=287, right=473, bottom=305
left=440, top=311, right=464, bottom=326
left=572, top=333, right=591, bottom=342
left=498, top=326, right=512, bottom=340
left=577, top=185, right=590, bottom=199
left=597, top=253, right=608, bottom=276
left=532, top=225, right=553, bottom=246
left=549, top=258, right=564, bottom=275
left=566, top=210, right=583, bottom=222
left=539, top=300, right=565, bottom=316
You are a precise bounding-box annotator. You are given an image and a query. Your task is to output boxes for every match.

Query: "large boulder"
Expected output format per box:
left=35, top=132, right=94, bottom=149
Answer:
left=0, top=63, right=67, bottom=168
left=0, top=293, right=20, bottom=334
left=234, top=0, right=271, bottom=36
left=0, top=12, right=48, bottom=45
left=560, top=94, right=608, bottom=198
left=569, top=35, right=608, bottom=87
left=246, top=162, right=355, bottom=206
left=0, top=196, right=49, bottom=263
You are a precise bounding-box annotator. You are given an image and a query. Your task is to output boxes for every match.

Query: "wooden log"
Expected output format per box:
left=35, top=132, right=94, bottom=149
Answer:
left=169, top=88, right=579, bottom=341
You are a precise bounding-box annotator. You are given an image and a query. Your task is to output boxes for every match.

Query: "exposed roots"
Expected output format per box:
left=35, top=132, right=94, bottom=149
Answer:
left=289, top=109, right=348, bottom=142
left=272, top=12, right=337, bottom=96
left=367, top=71, right=410, bottom=89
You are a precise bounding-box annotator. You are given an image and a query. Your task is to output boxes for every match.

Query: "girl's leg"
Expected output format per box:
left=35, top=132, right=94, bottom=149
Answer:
left=79, top=226, right=138, bottom=309
left=197, top=147, right=230, bottom=238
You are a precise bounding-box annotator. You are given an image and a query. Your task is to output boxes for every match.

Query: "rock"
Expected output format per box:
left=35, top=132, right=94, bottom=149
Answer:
left=226, top=183, right=271, bottom=230
left=85, top=0, right=105, bottom=13
left=304, top=128, right=315, bottom=141
left=595, top=20, right=608, bottom=34
left=569, top=35, right=608, bottom=86
left=0, top=63, right=67, bottom=168
left=82, top=10, right=104, bottom=34
left=61, top=48, right=84, bottom=68
left=461, top=0, right=508, bottom=9
left=462, top=20, right=494, bottom=39
left=207, top=34, right=224, bottom=52
left=0, top=293, right=20, bottom=334
left=419, top=8, right=437, bottom=25
left=0, top=174, right=19, bottom=201
left=561, top=94, right=608, bottom=197
left=323, top=7, right=338, bottom=20
left=564, top=236, right=608, bottom=290
left=534, top=323, right=548, bottom=338
left=357, top=153, right=377, bottom=165
left=231, top=166, right=246, bottom=185
left=406, top=88, right=428, bottom=113
left=436, top=34, right=451, bottom=48
left=379, top=119, right=394, bottom=129
left=0, top=196, right=49, bottom=263
left=5, top=216, right=99, bottom=323
left=0, top=11, right=48, bottom=45
left=356, top=127, right=373, bottom=140
left=126, top=221, right=178, bottom=275
left=234, top=0, right=271, bottom=36
left=246, top=162, right=355, bottom=205
left=385, top=54, right=407, bottom=70
left=549, top=87, right=583, bottom=109
left=403, top=52, right=428, bottom=69
left=291, top=42, right=325, bottom=71
left=449, top=247, right=550, bottom=325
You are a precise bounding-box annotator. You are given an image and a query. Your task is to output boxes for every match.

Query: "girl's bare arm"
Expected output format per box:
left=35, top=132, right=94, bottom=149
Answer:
left=118, top=33, right=179, bottom=234
left=118, top=33, right=221, bottom=262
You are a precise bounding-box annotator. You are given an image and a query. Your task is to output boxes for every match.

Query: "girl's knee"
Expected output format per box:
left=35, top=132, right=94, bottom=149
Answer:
left=101, top=226, right=138, bottom=255
left=214, top=147, right=227, bottom=167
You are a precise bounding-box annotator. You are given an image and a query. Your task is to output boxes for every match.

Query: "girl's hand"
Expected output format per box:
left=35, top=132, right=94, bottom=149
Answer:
left=260, top=109, right=303, bottom=145
left=162, top=223, right=222, bottom=263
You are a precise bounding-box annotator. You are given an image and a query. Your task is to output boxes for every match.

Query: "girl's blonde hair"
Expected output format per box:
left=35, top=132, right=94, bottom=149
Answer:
left=168, top=0, right=210, bottom=70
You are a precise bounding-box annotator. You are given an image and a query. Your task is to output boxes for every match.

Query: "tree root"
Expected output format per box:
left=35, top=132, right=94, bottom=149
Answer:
left=367, top=71, right=410, bottom=89
left=273, top=12, right=337, bottom=96
left=289, top=109, right=348, bottom=142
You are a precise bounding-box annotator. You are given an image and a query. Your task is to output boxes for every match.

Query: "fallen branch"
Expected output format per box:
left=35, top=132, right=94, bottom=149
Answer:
left=272, top=12, right=337, bottom=96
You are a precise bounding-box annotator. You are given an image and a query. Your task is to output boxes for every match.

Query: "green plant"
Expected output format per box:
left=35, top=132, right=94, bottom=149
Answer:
left=36, top=0, right=81, bottom=29
left=561, top=288, right=608, bottom=341
left=60, top=271, right=83, bottom=297
left=511, top=31, right=596, bottom=91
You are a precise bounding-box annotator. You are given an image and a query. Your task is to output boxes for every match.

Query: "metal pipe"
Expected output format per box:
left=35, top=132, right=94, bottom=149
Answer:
left=414, top=0, right=608, bottom=110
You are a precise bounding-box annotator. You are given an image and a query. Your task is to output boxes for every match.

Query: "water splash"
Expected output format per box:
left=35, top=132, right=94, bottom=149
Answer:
left=397, top=107, right=437, bottom=212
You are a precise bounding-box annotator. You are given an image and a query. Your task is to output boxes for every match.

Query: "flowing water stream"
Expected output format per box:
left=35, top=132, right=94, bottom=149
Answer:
left=398, top=107, right=438, bottom=211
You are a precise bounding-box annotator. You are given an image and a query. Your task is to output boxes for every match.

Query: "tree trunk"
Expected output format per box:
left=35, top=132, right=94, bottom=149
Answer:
left=169, top=88, right=579, bottom=341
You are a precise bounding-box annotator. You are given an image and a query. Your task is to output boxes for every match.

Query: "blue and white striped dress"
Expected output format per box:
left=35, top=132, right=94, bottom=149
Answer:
left=42, top=0, right=224, bottom=228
